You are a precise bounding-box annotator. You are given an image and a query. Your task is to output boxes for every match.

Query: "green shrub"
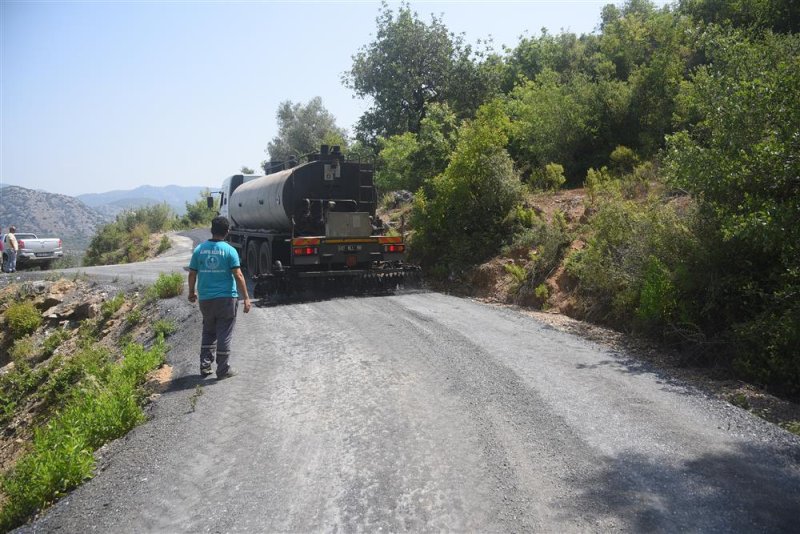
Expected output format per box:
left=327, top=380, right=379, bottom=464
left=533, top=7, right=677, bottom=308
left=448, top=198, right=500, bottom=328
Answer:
left=636, top=256, right=677, bottom=330
left=126, top=308, right=143, bottom=327
left=5, top=302, right=42, bottom=339
left=584, top=166, right=618, bottom=205
left=781, top=421, right=800, bottom=436
left=0, top=349, right=56, bottom=427
left=10, top=337, right=37, bottom=362
left=513, top=213, right=571, bottom=285
left=156, top=235, right=172, bottom=255
left=530, top=163, right=566, bottom=191
left=728, top=393, right=750, bottom=410
left=504, top=263, right=527, bottom=291
left=126, top=223, right=151, bottom=263
left=534, top=283, right=550, bottom=309
left=504, top=206, right=540, bottom=231
left=77, top=319, right=99, bottom=343
left=0, top=341, right=165, bottom=531
left=101, top=293, right=125, bottom=319
left=566, top=192, right=697, bottom=332
left=36, top=346, right=111, bottom=413
left=42, top=329, right=70, bottom=358
left=609, top=145, right=639, bottom=175
left=153, top=319, right=176, bottom=339
left=0, top=359, right=41, bottom=425
left=148, top=273, right=184, bottom=300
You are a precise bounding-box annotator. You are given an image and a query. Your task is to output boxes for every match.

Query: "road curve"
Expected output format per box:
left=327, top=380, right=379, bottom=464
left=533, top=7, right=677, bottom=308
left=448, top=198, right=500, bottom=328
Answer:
left=56, top=232, right=196, bottom=283
left=17, top=237, right=800, bottom=532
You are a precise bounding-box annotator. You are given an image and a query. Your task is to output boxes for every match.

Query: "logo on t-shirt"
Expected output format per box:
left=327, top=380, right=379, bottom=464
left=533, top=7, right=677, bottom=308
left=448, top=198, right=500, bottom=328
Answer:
left=205, top=255, right=221, bottom=270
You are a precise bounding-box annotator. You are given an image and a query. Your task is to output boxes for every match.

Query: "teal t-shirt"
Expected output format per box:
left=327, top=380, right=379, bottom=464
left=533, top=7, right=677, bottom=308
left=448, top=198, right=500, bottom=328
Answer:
left=188, top=240, right=241, bottom=300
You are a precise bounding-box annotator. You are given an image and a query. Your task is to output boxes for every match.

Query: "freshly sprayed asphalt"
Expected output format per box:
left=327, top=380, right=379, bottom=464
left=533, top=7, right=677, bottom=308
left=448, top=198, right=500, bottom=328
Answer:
left=15, top=234, right=800, bottom=532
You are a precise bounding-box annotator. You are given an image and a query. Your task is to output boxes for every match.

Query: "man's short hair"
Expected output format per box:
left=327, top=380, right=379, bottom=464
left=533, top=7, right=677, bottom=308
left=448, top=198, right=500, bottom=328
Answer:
left=211, top=216, right=230, bottom=237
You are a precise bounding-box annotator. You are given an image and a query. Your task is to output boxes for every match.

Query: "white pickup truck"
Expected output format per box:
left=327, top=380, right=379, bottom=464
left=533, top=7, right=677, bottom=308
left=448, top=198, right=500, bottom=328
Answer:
left=2, top=232, right=63, bottom=270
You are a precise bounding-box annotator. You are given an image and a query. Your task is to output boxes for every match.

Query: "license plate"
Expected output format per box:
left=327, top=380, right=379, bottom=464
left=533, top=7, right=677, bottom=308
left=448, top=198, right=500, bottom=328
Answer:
left=35, top=252, right=52, bottom=257
left=338, top=244, right=362, bottom=252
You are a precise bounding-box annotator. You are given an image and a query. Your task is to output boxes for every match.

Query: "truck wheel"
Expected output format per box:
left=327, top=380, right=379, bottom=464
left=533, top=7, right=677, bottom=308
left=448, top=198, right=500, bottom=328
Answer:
left=246, top=240, right=260, bottom=276
left=258, top=241, right=272, bottom=275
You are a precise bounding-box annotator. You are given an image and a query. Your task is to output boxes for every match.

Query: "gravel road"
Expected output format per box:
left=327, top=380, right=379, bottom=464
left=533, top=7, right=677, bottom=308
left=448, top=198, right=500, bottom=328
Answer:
left=16, top=234, right=800, bottom=532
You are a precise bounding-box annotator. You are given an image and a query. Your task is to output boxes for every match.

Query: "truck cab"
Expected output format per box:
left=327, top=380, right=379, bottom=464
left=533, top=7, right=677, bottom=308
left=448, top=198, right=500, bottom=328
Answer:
left=218, top=174, right=262, bottom=221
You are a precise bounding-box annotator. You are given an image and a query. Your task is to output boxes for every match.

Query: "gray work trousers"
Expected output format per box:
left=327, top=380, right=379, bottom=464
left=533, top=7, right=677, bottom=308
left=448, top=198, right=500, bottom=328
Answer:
left=4, top=249, right=17, bottom=272
left=199, top=297, right=238, bottom=375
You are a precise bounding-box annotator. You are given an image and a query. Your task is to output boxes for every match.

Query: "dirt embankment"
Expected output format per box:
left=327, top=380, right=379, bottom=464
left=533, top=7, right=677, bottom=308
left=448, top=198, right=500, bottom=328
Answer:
left=0, top=276, right=173, bottom=475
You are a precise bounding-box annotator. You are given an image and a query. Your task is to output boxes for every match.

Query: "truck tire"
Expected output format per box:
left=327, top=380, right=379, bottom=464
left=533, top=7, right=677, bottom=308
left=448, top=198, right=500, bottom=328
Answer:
left=258, top=241, right=272, bottom=275
left=246, top=240, right=260, bottom=276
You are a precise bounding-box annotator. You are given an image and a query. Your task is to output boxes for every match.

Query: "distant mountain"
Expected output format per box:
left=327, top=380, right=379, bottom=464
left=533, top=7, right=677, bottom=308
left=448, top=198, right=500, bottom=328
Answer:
left=0, top=186, right=109, bottom=251
left=89, top=197, right=167, bottom=219
left=77, top=185, right=211, bottom=217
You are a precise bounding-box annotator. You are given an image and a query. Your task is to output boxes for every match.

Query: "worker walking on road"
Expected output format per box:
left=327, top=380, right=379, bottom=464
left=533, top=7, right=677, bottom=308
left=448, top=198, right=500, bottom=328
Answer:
left=4, top=226, right=19, bottom=273
left=187, top=216, right=251, bottom=379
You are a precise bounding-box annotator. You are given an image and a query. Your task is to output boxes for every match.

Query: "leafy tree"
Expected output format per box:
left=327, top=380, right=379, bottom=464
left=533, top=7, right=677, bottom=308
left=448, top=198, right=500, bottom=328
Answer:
left=626, top=9, right=697, bottom=154
left=664, top=30, right=800, bottom=392
left=503, top=30, right=601, bottom=89
left=412, top=101, right=521, bottom=272
left=375, top=102, right=459, bottom=193
left=599, top=0, right=661, bottom=80
left=376, top=133, right=418, bottom=192
left=263, top=97, right=347, bottom=168
left=343, top=140, right=377, bottom=162
left=177, top=190, right=218, bottom=229
left=345, top=2, right=494, bottom=144
left=678, top=0, right=799, bottom=34
left=412, top=102, right=459, bottom=186
left=239, top=166, right=255, bottom=175
left=505, top=69, right=597, bottom=181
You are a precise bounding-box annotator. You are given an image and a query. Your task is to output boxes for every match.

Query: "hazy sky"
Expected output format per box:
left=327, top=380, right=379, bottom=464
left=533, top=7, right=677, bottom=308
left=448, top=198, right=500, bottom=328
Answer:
left=2, top=0, right=671, bottom=196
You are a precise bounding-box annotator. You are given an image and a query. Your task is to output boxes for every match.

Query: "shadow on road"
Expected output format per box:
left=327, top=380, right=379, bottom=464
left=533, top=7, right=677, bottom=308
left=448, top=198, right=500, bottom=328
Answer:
left=165, top=373, right=220, bottom=393
left=253, top=287, right=430, bottom=308
left=574, top=356, right=695, bottom=394
left=558, top=441, right=800, bottom=532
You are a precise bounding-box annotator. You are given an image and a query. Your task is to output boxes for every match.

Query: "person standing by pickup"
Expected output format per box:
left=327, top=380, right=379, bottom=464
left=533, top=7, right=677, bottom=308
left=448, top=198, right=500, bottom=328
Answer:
left=187, top=216, right=252, bottom=379
left=3, top=226, right=18, bottom=273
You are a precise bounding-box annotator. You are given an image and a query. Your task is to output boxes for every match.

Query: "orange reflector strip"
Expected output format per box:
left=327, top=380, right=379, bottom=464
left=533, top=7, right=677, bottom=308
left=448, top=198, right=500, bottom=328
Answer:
left=325, top=238, right=377, bottom=244
left=378, top=236, right=403, bottom=244
left=292, top=238, right=320, bottom=246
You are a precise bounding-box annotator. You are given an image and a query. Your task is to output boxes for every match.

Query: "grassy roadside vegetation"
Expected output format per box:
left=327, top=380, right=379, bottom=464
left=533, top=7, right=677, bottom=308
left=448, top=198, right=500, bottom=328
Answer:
left=0, top=272, right=184, bottom=532
left=83, top=193, right=218, bottom=267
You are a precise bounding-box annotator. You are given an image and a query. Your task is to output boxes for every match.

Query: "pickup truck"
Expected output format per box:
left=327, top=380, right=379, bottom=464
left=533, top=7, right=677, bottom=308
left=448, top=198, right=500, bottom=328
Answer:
left=2, top=233, right=63, bottom=270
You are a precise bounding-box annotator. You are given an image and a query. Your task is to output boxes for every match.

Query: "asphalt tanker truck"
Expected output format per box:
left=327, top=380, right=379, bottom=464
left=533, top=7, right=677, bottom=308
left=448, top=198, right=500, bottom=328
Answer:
left=217, top=145, right=418, bottom=299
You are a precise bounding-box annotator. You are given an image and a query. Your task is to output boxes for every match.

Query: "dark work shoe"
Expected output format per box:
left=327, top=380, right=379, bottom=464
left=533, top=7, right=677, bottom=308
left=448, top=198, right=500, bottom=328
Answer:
left=216, top=367, right=236, bottom=380
left=200, top=365, right=213, bottom=376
